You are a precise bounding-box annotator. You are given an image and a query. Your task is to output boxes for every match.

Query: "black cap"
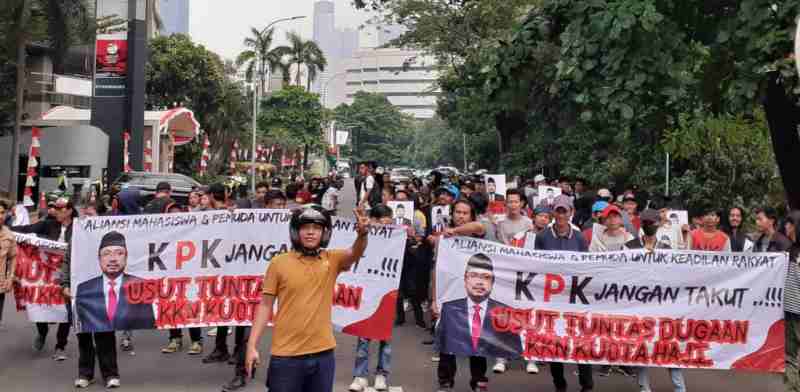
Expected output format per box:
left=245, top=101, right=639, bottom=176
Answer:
left=156, top=181, right=171, bottom=192
left=99, top=231, right=127, bottom=252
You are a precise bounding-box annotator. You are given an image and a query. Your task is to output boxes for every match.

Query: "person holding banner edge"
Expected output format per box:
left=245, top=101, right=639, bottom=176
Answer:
left=0, top=199, right=17, bottom=329
left=246, top=205, right=372, bottom=392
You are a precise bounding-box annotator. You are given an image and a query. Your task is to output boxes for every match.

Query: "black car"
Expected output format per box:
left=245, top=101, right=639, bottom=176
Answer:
left=113, top=171, right=201, bottom=205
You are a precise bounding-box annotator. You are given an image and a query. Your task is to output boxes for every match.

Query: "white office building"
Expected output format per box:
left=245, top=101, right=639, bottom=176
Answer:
left=334, top=48, right=438, bottom=119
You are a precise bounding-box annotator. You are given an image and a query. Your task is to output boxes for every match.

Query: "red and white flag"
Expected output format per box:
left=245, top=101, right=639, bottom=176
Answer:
left=23, top=128, right=41, bottom=206
left=122, top=131, right=132, bottom=173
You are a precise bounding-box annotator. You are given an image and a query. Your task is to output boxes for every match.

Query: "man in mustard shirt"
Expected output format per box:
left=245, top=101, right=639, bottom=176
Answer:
left=246, top=206, right=371, bottom=392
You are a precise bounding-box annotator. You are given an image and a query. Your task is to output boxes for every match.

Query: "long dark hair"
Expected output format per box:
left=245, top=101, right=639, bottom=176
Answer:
left=785, top=210, right=800, bottom=260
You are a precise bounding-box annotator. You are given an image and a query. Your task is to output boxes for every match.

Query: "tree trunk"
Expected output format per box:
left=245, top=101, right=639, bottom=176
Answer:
left=10, top=0, right=31, bottom=199
left=302, top=144, right=309, bottom=176
left=763, top=71, right=800, bottom=210
left=295, top=63, right=302, bottom=86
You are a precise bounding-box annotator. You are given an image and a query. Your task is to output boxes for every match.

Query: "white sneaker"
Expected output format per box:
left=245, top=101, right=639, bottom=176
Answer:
left=374, top=374, right=388, bottom=391
left=106, top=378, right=121, bottom=388
left=74, top=378, right=94, bottom=388
left=526, top=360, right=540, bottom=374
left=207, top=327, right=217, bottom=337
left=53, top=348, right=68, bottom=361
left=492, top=358, right=507, bottom=374
left=349, top=377, right=368, bottom=392
left=431, top=354, right=440, bottom=362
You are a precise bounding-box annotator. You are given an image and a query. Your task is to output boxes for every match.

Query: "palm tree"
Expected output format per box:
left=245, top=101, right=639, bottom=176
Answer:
left=2, top=0, right=91, bottom=196
left=277, top=32, right=327, bottom=91
left=235, top=27, right=289, bottom=93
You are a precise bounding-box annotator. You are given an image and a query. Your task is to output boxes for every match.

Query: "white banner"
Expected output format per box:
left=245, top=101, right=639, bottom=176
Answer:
left=13, top=233, right=69, bottom=323
left=436, top=236, right=788, bottom=373
left=70, top=210, right=406, bottom=340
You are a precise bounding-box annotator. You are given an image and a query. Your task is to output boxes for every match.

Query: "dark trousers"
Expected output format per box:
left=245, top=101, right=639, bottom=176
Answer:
left=215, top=325, right=248, bottom=354
left=36, top=321, right=70, bottom=350
left=232, top=326, right=250, bottom=377
left=78, top=332, right=119, bottom=381
left=0, top=293, right=5, bottom=323
left=550, top=362, right=593, bottom=391
left=266, top=349, right=335, bottom=392
left=169, top=327, right=203, bottom=342
left=437, top=353, right=488, bottom=389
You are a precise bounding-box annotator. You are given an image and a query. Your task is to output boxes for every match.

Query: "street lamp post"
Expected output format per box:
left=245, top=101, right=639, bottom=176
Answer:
left=251, top=15, right=306, bottom=193
left=322, top=71, right=347, bottom=109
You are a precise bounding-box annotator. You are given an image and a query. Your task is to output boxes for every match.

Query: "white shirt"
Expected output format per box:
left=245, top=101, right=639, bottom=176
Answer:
left=102, top=274, right=120, bottom=312
left=360, top=176, right=374, bottom=207
left=321, top=186, right=339, bottom=211
left=467, top=298, right=488, bottom=336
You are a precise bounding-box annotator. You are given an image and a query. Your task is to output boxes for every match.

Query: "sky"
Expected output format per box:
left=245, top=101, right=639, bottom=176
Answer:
left=189, top=0, right=371, bottom=61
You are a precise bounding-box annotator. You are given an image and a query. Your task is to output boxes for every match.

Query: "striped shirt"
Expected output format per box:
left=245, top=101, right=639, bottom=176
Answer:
left=786, top=256, right=800, bottom=315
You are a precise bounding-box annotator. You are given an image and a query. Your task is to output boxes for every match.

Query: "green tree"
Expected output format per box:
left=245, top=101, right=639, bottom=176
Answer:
left=333, top=91, right=414, bottom=167
left=258, top=86, right=325, bottom=171
left=1, top=0, right=92, bottom=195
left=146, top=34, right=249, bottom=175
left=277, top=32, right=327, bottom=90
left=235, top=27, right=289, bottom=93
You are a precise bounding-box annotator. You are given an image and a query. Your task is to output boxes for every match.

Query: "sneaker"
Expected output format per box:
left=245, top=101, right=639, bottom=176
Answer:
left=436, top=388, right=453, bottom=392
left=431, top=354, right=440, bottom=362
left=597, top=366, right=612, bottom=377
left=74, top=378, right=94, bottom=388
left=187, top=341, right=203, bottom=355
left=53, top=348, right=68, bottom=361
left=33, top=333, right=45, bottom=352
left=472, top=381, right=488, bottom=392
left=492, top=358, right=507, bottom=374
left=120, top=337, right=133, bottom=351
left=348, top=377, right=368, bottom=392
left=161, top=338, right=182, bottom=354
left=616, top=366, right=634, bottom=377
left=106, top=378, right=121, bottom=388
left=207, top=327, right=217, bottom=337
left=374, top=374, right=388, bottom=391
left=202, top=348, right=230, bottom=364
left=526, top=360, right=540, bottom=374
left=221, top=375, right=247, bottom=392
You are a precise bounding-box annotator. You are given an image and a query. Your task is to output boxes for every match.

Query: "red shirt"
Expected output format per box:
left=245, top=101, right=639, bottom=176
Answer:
left=689, top=229, right=729, bottom=251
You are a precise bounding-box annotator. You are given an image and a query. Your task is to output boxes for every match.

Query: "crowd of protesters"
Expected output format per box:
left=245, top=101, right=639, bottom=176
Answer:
left=0, top=163, right=798, bottom=392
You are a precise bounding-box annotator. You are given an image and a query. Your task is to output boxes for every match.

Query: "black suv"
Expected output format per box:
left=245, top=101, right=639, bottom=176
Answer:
left=113, top=171, right=201, bottom=205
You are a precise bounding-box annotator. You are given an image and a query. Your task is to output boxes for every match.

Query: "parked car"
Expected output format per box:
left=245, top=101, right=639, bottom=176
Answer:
left=113, top=171, right=201, bottom=205
left=390, top=167, right=415, bottom=183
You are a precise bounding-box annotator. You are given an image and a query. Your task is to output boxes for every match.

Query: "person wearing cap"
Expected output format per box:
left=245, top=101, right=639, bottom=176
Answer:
left=144, top=181, right=174, bottom=214
left=246, top=206, right=372, bottom=392
left=589, top=204, right=634, bottom=253
left=622, top=193, right=641, bottom=233
left=625, top=210, right=687, bottom=391
left=521, top=205, right=553, bottom=250
left=687, top=207, right=731, bottom=251
left=588, top=204, right=635, bottom=379
left=583, top=201, right=609, bottom=245
left=533, top=196, right=593, bottom=392
left=596, top=188, right=613, bottom=203
left=13, top=197, right=75, bottom=360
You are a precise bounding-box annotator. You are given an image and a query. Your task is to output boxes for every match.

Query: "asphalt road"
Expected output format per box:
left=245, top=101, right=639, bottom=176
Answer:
left=0, top=179, right=785, bottom=391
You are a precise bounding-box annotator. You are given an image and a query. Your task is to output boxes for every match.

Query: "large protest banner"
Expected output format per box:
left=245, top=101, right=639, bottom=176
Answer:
left=70, top=210, right=405, bottom=340
left=435, top=236, right=788, bottom=372
left=12, top=234, right=69, bottom=323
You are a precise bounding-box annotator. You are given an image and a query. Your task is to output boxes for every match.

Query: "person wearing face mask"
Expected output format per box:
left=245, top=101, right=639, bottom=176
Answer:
left=625, top=210, right=687, bottom=392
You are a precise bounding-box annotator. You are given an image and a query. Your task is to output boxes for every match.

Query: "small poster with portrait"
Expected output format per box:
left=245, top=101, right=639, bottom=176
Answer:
left=534, top=186, right=562, bottom=209
left=388, top=201, right=414, bottom=227
left=667, top=210, right=689, bottom=227
left=484, top=175, right=507, bottom=203
left=431, top=205, right=451, bottom=233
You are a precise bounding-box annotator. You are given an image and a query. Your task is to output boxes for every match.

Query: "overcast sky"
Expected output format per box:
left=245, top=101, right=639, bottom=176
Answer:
left=189, top=0, right=370, bottom=61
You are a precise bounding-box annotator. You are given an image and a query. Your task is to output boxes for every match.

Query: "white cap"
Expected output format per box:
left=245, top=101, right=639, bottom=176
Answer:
left=534, top=174, right=546, bottom=183
left=597, top=188, right=612, bottom=198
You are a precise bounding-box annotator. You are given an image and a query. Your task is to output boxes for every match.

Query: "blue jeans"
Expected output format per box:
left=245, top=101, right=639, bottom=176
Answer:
left=266, top=349, right=335, bottom=392
left=353, top=338, right=391, bottom=379
left=637, top=367, right=686, bottom=392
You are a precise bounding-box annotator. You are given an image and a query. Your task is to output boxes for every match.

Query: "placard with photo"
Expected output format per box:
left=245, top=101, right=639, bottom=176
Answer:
left=534, top=186, right=562, bottom=209
left=484, top=175, right=507, bottom=202
left=431, top=205, right=451, bottom=233
left=388, top=201, right=414, bottom=226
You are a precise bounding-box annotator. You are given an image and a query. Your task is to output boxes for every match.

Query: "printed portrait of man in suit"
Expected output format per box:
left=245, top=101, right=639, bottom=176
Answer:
left=76, top=231, right=156, bottom=333
left=392, top=203, right=413, bottom=226
left=485, top=177, right=505, bottom=203
left=436, top=253, right=522, bottom=359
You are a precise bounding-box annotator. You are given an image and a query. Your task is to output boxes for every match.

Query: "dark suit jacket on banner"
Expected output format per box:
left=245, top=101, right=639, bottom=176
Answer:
left=76, top=273, right=156, bottom=333
left=436, top=297, right=522, bottom=359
